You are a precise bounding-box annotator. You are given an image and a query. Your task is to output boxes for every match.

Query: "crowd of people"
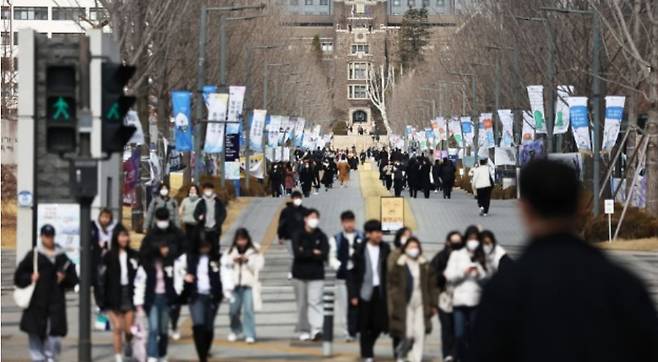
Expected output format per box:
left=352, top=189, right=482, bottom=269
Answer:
left=13, top=158, right=658, bottom=362
left=267, top=147, right=360, bottom=198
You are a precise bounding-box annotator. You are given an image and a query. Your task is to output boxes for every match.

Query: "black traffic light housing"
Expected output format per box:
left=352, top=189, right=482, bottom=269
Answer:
left=46, top=65, right=77, bottom=153
left=101, top=62, right=137, bottom=153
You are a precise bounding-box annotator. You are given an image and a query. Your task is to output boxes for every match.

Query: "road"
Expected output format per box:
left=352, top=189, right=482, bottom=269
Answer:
left=1, top=165, right=657, bottom=361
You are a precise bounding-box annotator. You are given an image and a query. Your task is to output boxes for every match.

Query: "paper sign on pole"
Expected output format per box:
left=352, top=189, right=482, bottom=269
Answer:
left=527, top=85, right=547, bottom=134
left=604, top=199, right=614, bottom=214
left=603, top=96, right=625, bottom=152
left=553, top=85, right=573, bottom=134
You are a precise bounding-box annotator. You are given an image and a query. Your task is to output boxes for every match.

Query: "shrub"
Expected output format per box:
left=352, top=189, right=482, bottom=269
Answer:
left=583, top=205, right=658, bottom=243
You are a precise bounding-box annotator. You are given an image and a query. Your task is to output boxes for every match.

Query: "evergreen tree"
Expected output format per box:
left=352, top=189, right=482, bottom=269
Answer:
left=398, top=7, right=430, bottom=69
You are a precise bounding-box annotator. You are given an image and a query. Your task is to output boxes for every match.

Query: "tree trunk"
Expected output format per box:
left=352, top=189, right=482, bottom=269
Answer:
left=645, top=19, right=658, bottom=216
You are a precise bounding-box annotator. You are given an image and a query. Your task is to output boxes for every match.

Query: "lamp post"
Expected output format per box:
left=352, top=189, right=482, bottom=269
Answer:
left=485, top=44, right=522, bottom=144
left=448, top=71, right=477, bottom=156
left=540, top=6, right=603, bottom=216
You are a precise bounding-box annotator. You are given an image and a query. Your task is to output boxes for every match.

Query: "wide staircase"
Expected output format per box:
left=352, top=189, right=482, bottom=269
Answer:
left=331, top=135, right=389, bottom=152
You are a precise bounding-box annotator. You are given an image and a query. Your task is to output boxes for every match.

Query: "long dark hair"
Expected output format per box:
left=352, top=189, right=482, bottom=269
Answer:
left=479, top=230, right=497, bottom=248
left=230, top=228, right=255, bottom=254
left=445, top=230, right=463, bottom=250
left=393, top=226, right=411, bottom=249
left=402, top=236, right=423, bottom=255
left=110, top=223, right=133, bottom=256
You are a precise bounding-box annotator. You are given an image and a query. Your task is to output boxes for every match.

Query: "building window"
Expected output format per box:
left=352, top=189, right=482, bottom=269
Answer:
left=51, top=33, right=84, bottom=42
left=305, top=0, right=313, bottom=5
left=348, top=62, right=370, bottom=80
left=321, top=41, right=333, bottom=53
left=436, top=0, right=445, bottom=5
left=13, top=7, right=48, bottom=20
left=89, top=8, right=108, bottom=21
left=52, top=7, right=85, bottom=21
left=393, top=0, right=401, bottom=6
left=1, top=32, right=10, bottom=46
left=353, top=110, right=368, bottom=123
left=290, top=0, right=299, bottom=6
left=422, top=0, right=430, bottom=7
left=348, top=85, right=368, bottom=99
left=351, top=44, right=369, bottom=55
left=320, top=0, right=329, bottom=5
left=1, top=6, right=10, bottom=20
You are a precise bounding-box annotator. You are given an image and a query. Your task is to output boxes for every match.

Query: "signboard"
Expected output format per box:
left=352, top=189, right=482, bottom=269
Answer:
left=604, top=199, right=614, bottom=215
left=380, top=197, right=404, bottom=233
left=225, top=133, right=240, bottom=162
left=37, top=204, right=81, bottom=269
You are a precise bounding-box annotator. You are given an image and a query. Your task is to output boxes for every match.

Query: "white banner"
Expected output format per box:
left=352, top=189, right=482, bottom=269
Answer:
left=479, top=113, right=495, bottom=149
left=521, top=111, right=535, bottom=144
left=294, top=118, right=305, bottom=146
left=460, top=117, right=474, bottom=148
left=437, top=117, right=448, bottom=141
left=225, top=161, right=240, bottom=180
left=249, top=109, right=267, bottom=151
left=227, top=86, right=246, bottom=123
left=603, top=96, right=625, bottom=152
left=448, top=118, right=463, bottom=147
left=494, top=147, right=517, bottom=166
left=268, top=115, right=282, bottom=146
left=497, top=109, right=514, bottom=147
left=554, top=85, right=573, bottom=134
left=124, top=110, right=145, bottom=145
left=204, top=93, right=228, bottom=153
left=527, top=85, right=547, bottom=134
left=568, top=96, right=591, bottom=151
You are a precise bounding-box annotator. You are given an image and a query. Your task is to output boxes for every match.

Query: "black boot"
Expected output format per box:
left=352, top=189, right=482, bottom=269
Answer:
left=193, top=327, right=208, bottom=362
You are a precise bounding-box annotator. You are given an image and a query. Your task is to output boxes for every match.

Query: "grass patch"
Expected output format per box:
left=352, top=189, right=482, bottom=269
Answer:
left=595, top=237, right=658, bottom=252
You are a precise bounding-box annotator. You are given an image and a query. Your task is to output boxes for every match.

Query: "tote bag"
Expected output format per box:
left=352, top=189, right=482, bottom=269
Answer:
left=252, top=270, right=263, bottom=312
left=13, top=249, right=38, bottom=309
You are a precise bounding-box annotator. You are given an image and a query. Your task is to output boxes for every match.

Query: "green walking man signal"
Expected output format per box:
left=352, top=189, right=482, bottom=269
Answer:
left=52, top=97, right=71, bottom=120
left=106, top=102, right=120, bottom=121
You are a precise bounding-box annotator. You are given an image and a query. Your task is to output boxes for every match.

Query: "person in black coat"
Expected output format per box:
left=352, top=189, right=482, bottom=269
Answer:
left=194, top=182, right=228, bottom=256
left=430, top=231, right=464, bottom=362
left=406, top=157, right=419, bottom=198
left=438, top=158, right=456, bottom=199
left=393, top=162, right=406, bottom=197
left=346, top=220, right=391, bottom=360
left=291, top=208, right=330, bottom=340
left=432, top=159, right=442, bottom=193
left=96, top=224, right=139, bottom=361
left=91, top=208, right=116, bottom=289
left=419, top=157, right=432, bottom=198
left=270, top=163, right=283, bottom=198
left=14, top=224, right=78, bottom=361
left=181, top=238, right=223, bottom=362
left=472, top=159, right=658, bottom=362
left=299, top=161, right=314, bottom=197
left=277, top=191, right=308, bottom=276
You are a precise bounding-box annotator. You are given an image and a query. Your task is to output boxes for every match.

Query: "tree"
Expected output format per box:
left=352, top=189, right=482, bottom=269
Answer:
left=311, top=34, right=323, bottom=63
left=368, top=64, right=394, bottom=134
left=398, top=7, right=430, bottom=70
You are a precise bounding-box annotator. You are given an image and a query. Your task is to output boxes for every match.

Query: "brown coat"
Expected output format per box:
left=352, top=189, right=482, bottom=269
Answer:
left=337, top=161, right=350, bottom=183
left=386, top=254, right=439, bottom=338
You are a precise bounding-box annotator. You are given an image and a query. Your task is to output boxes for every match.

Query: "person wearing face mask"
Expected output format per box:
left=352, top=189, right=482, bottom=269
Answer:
left=387, top=227, right=413, bottom=276
left=337, top=154, right=351, bottom=187
left=328, top=210, right=364, bottom=341
left=179, top=185, right=202, bottom=255
left=418, top=158, right=432, bottom=199
left=444, top=226, right=487, bottom=362
left=179, top=237, right=223, bottom=362
left=221, top=228, right=264, bottom=344
left=145, top=183, right=180, bottom=231
left=291, top=209, right=329, bottom=341
left=387, top=237, right=438, bottom=362
left=194, top=183, right=227, bottom=257
left=430, top=231, right=464, bottom=362
left=347, top=220, right=391, bottom=362
left=270, top=163, right=284, bottom=197
left=299, top=161, right=314, bottom=197
left=393, top=162, right=407, bottom=197
left=470, top=158, right=494, bottom=216
left=479, top=230, right=511, bottom=275
left=91, top=208, right=116, bottom=294
left=278, top=191, right=308, bottom=279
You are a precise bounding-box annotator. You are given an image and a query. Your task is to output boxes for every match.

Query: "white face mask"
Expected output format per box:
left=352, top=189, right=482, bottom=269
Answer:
left=189, top=192, right=198, bottom=198
left=156, top=220, right=170, bottom=230
left=466, top=239, right=479, bottom=251
left=293, top=198, right=302, bottom=206
left=306, top=218, right=319, bottom=229
left=400, top=236, right=409, bottom=245
left=483, top=244, right=493, bottom=254
left=159, top=188, right=169, bottom=197
left=405, top=248, right=420, bottom=259
left=203, top=190, right=214, bottom=198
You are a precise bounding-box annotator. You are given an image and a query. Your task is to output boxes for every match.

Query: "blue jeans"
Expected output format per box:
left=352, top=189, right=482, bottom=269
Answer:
left=229, top=286, right=255, bottom=339
left=453, top=306, right=477, bottom=362
left=190, top=294, right=218, bottom=331
left=147, top=294, right=170, bottom=358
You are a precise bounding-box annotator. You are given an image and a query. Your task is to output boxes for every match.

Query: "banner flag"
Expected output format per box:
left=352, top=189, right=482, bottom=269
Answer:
left=268, top=115, right=282, bottom=146
left=202, top=85, right=217, bottom=104
left=172, top=90, right=193, bottom=151
left=437, top=117, right=448, bottom=141
left=405, top=125, right=413, bottom=139
left=448, top=119, right=463, bottom=147
left=494, top=147, right=517, bottom=166
left=497, top=109, right=514, bottom=147
left=479, top=113, right=495, bottom=149
left=527, top=85, right=547, bottom=134
left=293, top=118, right=305, bottom=147
left=203, top=93, right=228, bottom=153
left=521, top=111, right=535, bottom=144
left=554, top=85, right=573, bottom=134
left=249, top=109, right=267, bottom=151
left=569, top=96, right=591, bottom=151
left=227, top=86, right=246, bottom=123
left=417, top=130, right=427, bottom=150
left=425, top=128, right=435, bottom=148
left=460, top=117, right=474, bottom=148
left=603, top=96, right=625, bottom=152
left=124, top=110, right=145, bottom=145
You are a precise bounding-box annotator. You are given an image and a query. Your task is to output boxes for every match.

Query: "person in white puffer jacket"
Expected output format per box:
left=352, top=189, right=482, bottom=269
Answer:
left=470, top=158, right=494, bottom=216
left=220, top=228, right=264, bottom=344
left=443, top=226, right=487, bottom=362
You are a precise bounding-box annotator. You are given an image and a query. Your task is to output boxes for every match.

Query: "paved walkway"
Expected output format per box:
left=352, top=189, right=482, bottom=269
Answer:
left=2, top=165, right=657, bottom=361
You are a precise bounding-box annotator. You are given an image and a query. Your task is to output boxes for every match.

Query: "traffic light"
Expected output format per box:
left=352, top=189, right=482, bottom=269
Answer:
left=46, top=65, right=77, bottom=153
left=101, top=62, right=136, bottom=153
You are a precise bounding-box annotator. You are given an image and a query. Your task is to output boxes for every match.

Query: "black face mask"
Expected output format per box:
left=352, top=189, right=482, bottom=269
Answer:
left=450, top=242, right=464, bottom=250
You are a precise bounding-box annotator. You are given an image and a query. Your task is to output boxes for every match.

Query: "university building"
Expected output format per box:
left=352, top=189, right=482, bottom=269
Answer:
left=281, top=0, right=463, bottom=134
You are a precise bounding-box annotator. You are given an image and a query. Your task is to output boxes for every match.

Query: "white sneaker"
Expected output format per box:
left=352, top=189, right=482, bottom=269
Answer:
left=479, top=206, right=485, bottom=216
left=444, top=356, right=455, bottom=362
left=170, top=329, right=180, bottom=341
left=158, top=357, right=168, bottom=362
left=147, top=358, right=158, bottom=362
left=114, top=354, right=123, bottom=362
left=227, top=333, right=237, bottom=342
left=299, top=332, right=311, bottom=341
left=245, top=337, right=256, bottom=344
left=287, top=272, right=293, bottom=280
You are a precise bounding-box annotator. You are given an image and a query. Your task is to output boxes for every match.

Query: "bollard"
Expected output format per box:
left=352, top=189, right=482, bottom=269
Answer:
left=322, top=277, right=335, bottom=357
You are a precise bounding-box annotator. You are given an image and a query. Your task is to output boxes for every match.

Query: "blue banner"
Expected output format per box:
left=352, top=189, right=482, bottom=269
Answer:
left=171, top=90, right=193, bottom=151
left=202, top=85, right=217, bottom=104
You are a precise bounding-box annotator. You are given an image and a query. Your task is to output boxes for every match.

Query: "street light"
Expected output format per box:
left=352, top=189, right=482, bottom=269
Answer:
left=540, top=6, right=603, bottom=216
left=448, top=70, right=478, bottom=155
